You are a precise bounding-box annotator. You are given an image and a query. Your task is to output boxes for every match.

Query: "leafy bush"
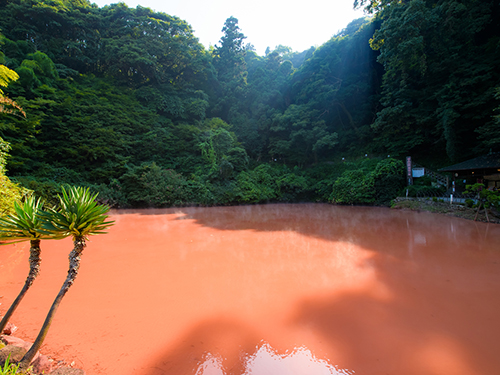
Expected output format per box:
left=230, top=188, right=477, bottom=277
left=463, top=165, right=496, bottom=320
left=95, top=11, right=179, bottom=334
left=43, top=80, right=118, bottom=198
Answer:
left=232, top=164, right=311, bottom=204
left=0, top=173, right=25, bottom=216
left=465, top=183, right=500, bottom=210
left=302, top=162, right=349, bottom=201
left=10, top=165, right=86, bottom=208
left=276, top=169, right=309, bottom=202
left=11, top=176, right=65, bottom=208
left=85, top=179, right=128, bottom=208
left=372, top=158, right=405, bottom=205
left=119, top=163, right=190, bottom=207
left=330, top=169, right=375, bottom=205
left=329, top=158, right=405, bottom=205
left=183, top=177, right=216, bottom=206
left=233, top=164, right=279, bottom=203
left=206, top=180, right=238, bottom=205
left=0, top=139, right=28, bottom=215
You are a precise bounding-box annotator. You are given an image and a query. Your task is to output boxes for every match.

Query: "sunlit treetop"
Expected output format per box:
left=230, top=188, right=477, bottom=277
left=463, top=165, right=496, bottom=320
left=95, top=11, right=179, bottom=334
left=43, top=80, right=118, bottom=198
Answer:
left=353, top=0, right=407, bottom=14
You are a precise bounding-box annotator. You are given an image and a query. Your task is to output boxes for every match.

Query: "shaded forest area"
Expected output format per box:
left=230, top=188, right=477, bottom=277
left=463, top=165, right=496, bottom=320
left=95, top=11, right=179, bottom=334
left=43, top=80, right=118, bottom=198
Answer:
left=1, top=0, right=499, bottom=209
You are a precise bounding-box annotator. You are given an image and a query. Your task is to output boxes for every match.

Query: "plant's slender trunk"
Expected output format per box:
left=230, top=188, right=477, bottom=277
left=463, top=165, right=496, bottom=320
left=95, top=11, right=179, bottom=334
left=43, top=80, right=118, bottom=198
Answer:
left=474, top=202, right=482, bottom=221
left=19, top=237, right=85, bottom=370
left=0, top=240, right=41, bottom=333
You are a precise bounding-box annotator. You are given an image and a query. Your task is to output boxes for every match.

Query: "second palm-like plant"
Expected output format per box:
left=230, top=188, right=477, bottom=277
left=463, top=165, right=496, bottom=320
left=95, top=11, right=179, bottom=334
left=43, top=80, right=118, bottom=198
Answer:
left=19, top=186, right=114, bottom=369
left=0, top=197, right=65, bottom=334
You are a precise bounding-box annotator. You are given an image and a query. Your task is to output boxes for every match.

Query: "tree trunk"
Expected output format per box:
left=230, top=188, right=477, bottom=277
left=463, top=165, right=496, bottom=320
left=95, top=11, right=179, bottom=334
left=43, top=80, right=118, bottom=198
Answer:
left=336, top=102, right=358, bottom=131
left=474, top=202, right=482, bottom=221
left=0, top=239, right=41, bottom=333
left=19, top=237, right=85, bottom=370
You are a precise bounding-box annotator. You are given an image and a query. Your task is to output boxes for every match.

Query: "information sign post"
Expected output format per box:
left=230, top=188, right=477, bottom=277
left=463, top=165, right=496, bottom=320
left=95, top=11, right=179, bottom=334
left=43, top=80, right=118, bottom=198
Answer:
left=406, top=156, right=413, bottom=186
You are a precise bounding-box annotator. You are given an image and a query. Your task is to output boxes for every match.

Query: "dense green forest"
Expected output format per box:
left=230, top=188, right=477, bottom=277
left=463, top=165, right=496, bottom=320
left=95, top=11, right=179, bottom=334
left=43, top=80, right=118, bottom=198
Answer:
left=0, top=0, right=499, bottom=210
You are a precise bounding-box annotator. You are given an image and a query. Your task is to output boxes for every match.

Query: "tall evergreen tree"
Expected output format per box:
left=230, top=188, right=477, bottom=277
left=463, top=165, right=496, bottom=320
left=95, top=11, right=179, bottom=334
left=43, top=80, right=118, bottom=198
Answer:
left=211, top=16, right=248, bottom=121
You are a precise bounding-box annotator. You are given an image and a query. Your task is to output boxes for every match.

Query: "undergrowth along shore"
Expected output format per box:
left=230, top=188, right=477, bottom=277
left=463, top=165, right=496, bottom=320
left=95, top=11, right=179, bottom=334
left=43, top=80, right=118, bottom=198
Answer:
left=392, top=198, right=500, bottom=224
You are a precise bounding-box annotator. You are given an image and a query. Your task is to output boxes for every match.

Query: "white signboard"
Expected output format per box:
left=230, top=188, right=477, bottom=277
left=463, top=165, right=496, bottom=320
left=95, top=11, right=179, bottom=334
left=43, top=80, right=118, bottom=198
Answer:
left=412, top=168, right=425, bottom=178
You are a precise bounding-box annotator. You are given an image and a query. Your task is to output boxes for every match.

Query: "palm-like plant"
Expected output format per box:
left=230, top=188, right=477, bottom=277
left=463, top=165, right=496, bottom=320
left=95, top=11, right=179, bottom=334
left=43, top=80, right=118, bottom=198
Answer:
left=19, top=186, right=114, bottom=369
left=0, top=197, right=64, bottom=333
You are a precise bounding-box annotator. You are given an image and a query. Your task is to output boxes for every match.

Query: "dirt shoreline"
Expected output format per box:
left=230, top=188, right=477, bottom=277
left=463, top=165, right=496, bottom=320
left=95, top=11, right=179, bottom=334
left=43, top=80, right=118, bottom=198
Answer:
left=391, top=197, right=500, bottom=224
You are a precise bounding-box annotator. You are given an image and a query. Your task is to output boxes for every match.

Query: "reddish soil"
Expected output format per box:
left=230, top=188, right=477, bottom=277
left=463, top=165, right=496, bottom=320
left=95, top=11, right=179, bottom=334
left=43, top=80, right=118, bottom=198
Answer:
left=1, top=204, right=500, bottom=375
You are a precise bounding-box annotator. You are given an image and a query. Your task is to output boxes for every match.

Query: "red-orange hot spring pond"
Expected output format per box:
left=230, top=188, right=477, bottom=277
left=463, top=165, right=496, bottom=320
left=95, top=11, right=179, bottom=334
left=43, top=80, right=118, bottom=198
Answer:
left=1, top=204, right=500, bottom=375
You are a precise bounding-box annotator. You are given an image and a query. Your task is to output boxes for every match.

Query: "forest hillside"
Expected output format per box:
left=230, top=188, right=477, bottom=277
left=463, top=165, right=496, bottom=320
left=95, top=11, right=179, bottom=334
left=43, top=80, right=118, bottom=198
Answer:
left=1, top=0, right=499, bottom=210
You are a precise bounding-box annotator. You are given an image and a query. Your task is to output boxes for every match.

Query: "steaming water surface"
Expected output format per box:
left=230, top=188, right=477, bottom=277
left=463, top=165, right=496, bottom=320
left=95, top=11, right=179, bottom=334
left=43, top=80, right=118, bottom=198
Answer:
left=1, top=204, right=499, bottom=375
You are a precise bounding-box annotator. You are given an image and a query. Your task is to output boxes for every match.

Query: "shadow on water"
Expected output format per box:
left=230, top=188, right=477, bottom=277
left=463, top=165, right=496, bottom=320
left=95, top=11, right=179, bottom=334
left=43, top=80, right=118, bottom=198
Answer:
left=113, top=203, right=497, bottom=253
left=145, top=317, right=260, bottom=375
left=135, top=204, right=500, bottom=375
left=291, top=251, right=500, bottom=375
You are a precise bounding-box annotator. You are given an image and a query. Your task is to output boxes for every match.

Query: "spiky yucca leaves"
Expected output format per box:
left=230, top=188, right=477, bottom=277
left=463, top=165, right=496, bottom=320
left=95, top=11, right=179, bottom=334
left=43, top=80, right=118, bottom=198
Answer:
left=20, top=187, right=114, bottom=370
left=0, top=197, right=65, bottom=333
left=38, top=186, right=114, bottom=239
left=0, top=196, right=64, bottom=243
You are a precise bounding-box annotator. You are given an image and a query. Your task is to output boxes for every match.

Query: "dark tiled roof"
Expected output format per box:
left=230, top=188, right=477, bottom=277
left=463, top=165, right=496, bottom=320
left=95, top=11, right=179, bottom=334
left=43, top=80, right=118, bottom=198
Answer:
left=439, top=153, right=500, bottom=172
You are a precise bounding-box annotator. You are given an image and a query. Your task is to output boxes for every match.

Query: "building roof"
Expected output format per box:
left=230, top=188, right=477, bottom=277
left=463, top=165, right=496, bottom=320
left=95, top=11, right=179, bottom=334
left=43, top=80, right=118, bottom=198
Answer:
left=439, top=153, right=500, bottom=172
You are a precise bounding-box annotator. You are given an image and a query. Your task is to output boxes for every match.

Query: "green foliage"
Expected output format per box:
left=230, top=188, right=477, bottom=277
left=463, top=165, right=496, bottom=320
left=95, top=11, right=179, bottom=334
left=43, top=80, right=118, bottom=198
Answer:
left=211, top=17, right=248, bottom=121
left=465, top=183, right=500, bottom=209
left=11, top=176, right=68, bottom=208
left=0, top=196, right=63, bottom=243
left=303, top=162, right=350, bottom=201
left=234, top=164, right=279, bottom=203
left=0, top=51, right=23, bottom=116
left=0, top=355, right=21, bottom=375
left=0, top=65, right=19, bottom=94
left=369, top=0, right=500, bottom=160
left=0, top=139, right=24, bottom=215
left=233, top=164, right=310, bottom=204
left=330, top=158, right=404, bottom=205
left=330, top=169, right=375, bottom=205
left=275, top=167, right=309, bottom=202
left=83, top=179, right=128, bottom=208
left=39, top=186, right=114, bottom=239
left=372, top=158, right=405, bottom=204
left=0, top=171, right=23, bottom=216
left=198, top=118, right=249, bottom=180
left=119, top=163, right=190, bottom=207
left=0, top=0, right=498, bottom=208
left=270, top=18, right=381, bottom=161
left=476, top=87, right=500, bottom=151
left=0, top=45, right=27, bottom=215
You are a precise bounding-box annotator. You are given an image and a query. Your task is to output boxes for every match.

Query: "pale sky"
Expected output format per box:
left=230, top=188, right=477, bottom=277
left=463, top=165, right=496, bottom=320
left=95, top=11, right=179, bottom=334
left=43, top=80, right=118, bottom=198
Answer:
left=91, top=0, right=367, bottom=56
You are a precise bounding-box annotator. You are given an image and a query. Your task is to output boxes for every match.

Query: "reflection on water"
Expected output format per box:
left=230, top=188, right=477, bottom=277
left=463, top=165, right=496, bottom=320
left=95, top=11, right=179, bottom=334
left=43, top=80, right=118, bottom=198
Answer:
left=196, top=342, right=353, bottom=375
left=195, top=353, right=224, bottom=375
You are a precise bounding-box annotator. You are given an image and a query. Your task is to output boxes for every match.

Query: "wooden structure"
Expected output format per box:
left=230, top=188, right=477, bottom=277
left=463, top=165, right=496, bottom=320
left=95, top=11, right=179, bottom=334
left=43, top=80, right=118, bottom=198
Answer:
left=439, top=152, right=500, bottom=189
